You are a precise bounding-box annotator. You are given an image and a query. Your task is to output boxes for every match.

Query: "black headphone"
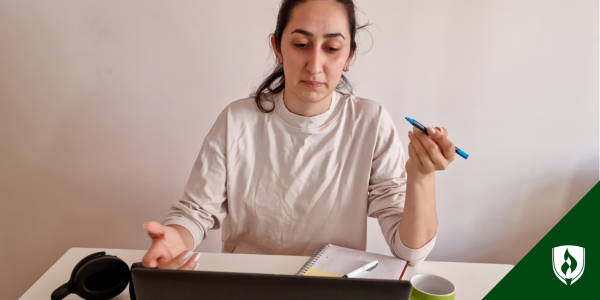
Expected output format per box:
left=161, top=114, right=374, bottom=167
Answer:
left=51, top=251, right=131, bottom=300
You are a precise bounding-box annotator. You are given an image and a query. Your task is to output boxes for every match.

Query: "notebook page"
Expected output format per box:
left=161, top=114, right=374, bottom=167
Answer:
left=310, top=245, right=407, bottom=280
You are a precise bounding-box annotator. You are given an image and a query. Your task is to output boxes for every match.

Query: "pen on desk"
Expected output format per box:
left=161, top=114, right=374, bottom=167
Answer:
left=342, top=260, right=379, bottom=278
left=404, top=116, right=469, bottom=159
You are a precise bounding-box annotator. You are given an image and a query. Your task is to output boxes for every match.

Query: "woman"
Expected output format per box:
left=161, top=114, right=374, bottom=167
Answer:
left=142, top=0, right=456, bottom=271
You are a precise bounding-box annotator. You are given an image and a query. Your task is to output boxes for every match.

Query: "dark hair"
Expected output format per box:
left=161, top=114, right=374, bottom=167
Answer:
left=251, top=0, right=370, bottom=113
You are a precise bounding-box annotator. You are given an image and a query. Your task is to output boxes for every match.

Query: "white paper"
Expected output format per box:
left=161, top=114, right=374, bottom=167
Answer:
left=310, top=244, right=407, bottom=280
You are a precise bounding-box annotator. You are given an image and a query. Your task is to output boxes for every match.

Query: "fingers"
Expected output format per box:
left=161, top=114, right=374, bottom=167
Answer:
left=408, top=128, right=435, bottom=171
left=142, top=221, right=176, bottom=268
left=429, top=126, right=456, bottom=163
left=434, top=126, right=448, bottom=138
left=158, top=251, right=201, bottom=270
left=409, top=126, right=455, bottom=171
left=142, top=240, right=173, bottom=268
left=177, top=252, right=201, bottom=270
left=407, top=139, right=422, bottom=167
left=144, top=221, right=165, bottom=240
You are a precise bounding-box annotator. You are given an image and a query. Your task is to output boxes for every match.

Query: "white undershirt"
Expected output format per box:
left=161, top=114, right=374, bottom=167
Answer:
left=163, top=89, right=436, bottom=265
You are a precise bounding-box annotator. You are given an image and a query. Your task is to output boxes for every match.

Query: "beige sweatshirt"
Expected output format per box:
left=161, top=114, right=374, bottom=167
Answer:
left=163, top=90, right=436, bottom=265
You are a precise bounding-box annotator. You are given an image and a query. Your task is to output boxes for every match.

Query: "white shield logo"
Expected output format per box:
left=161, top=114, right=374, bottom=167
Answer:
left=552, top=245, right=585, bottom=285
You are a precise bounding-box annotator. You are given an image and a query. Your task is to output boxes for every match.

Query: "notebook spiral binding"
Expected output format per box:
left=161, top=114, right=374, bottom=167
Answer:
left=296, top=244, right=331, bottom=275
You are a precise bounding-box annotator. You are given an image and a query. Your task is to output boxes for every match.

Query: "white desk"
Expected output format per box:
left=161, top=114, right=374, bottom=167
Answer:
left=20, top=248, right=512, bottom=300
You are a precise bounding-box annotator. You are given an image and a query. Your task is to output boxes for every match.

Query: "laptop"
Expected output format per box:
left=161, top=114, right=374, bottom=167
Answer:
left=129, top=262, right=412, bottom=300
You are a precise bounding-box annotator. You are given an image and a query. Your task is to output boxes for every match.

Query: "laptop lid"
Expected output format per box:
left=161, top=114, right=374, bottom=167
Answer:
left=131, top=267, right=411, bottom=300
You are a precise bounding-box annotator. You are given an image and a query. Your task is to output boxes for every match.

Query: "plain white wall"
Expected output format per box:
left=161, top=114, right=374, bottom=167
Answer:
left=0, top=0, right=597, bottom=299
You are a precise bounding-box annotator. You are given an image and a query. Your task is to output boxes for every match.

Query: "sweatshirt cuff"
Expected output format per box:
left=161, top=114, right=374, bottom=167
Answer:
left=392, top=229, right=437, bottom=266
left=162, top=215, right=205, bottom=250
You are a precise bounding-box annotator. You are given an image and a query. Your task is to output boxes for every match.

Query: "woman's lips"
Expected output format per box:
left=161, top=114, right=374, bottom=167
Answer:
left=303, top=80, right=323, bottom=88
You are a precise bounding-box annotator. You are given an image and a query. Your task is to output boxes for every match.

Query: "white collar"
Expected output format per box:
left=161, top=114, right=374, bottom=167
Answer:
left=273, top=89, right=343, bottom=130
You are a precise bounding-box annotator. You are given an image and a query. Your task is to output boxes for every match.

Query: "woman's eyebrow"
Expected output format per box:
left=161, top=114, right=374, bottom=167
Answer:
left=290, top=28, right=345, bottom=40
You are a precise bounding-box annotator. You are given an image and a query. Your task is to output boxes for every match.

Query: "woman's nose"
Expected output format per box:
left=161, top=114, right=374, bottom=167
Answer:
left=305, top=48, right=324, bottom=75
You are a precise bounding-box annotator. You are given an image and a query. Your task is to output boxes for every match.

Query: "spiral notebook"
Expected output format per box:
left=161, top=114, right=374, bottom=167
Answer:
left=296, top=244, right=409, bottom=280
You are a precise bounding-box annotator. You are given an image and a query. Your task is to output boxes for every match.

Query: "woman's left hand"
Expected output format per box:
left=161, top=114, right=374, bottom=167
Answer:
left=406, top=126, right=456, bottom=179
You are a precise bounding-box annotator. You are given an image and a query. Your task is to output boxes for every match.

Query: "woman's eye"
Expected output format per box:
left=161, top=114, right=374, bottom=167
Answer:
left=294, top=44, right=338, bottom=52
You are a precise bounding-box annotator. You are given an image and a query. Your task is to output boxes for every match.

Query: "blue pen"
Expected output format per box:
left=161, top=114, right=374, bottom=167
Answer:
left=404, top=116, right=469, bottom=159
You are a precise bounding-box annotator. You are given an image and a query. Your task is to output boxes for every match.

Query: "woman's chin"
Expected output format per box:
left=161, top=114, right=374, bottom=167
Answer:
left=296, top=87, right=329, bottom=102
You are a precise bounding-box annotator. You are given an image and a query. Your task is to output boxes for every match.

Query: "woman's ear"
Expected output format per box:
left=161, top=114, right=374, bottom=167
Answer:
left=345, top=44, right=357, bottom=70
left=270, top=35, right=282, bottom=63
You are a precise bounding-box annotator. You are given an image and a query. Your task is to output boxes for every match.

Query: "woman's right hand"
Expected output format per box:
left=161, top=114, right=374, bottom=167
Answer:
left=141, top=221, right=201, bottom=270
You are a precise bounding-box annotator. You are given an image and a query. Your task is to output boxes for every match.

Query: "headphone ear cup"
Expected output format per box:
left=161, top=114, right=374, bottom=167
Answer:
left=51, top=252, right=107, bottom=300
left=70, top=252, right=107, bottom=283
left=72, top=256, right=131, bottom=300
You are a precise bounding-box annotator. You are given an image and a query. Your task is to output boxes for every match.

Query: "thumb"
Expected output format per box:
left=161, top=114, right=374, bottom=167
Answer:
left=440, top=127, right=449, bottom=137
left=144, top=221, right=166, bottom=240
left=428, top=126, right=447, bottom=139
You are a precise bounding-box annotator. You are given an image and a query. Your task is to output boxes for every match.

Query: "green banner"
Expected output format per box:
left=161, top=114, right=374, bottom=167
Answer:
left=484, top=181, right=599, bottom=298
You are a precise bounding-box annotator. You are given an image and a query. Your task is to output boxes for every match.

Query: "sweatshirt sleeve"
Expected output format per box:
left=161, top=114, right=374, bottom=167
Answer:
left=366, top=106, right=437, bottom=266
left=162, top=108, right=229, bottom=250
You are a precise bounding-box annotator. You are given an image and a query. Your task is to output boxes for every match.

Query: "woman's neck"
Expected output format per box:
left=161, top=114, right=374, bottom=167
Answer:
left=282, top=89, right=333, bottom=117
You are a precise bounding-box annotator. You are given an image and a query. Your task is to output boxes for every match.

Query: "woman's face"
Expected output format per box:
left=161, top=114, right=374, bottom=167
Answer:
left=272, top=0, right=355, bottom=105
